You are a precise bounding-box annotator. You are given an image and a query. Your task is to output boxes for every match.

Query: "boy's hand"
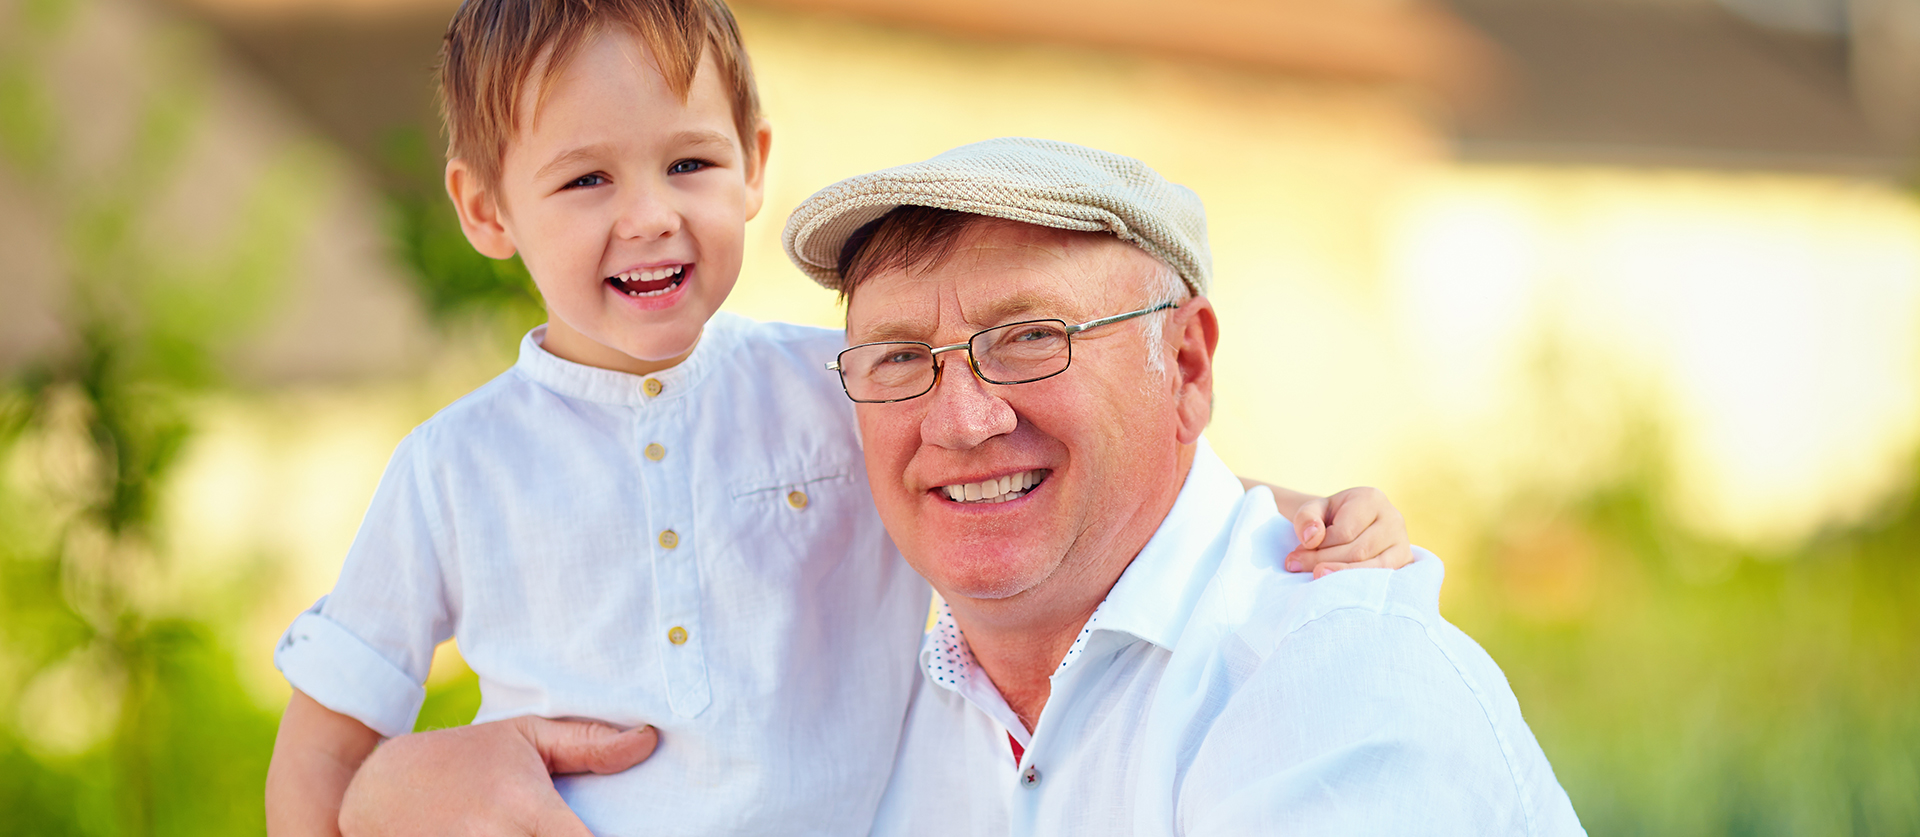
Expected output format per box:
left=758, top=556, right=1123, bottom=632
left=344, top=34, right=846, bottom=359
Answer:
left=339, top=716, right=657, bottom=837
left=1284, top=486, right=1411, bottom=579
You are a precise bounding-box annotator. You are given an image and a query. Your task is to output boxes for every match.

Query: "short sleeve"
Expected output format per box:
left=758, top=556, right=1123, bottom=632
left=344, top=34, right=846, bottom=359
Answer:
left=273, top=430, right=456, bottom=738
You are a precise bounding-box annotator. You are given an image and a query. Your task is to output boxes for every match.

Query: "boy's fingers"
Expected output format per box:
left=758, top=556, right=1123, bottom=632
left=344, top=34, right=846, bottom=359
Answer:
left=518, top=717, right=659, bottom=776
left=1289, top=528, right=1379, bottom=569
left=1377, top=543, right=1414, bottom=570
left=1323, top=488, right=1386, bottom=547
left=1291, top=497, right=1329, bottom=550
left=1312, top=555, right=1392, bottom=578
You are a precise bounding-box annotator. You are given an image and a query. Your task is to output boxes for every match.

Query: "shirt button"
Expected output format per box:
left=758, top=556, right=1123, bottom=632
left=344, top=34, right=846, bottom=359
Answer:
left=643, top=378, right=664, bottom=397
left=786, top=490, right=808, bottom=510
left=658, top=530, right=679, bottom=549
left=1020, top=765, right=1040, bottom=787
left=644, top=443, right=666, bottom=461
left=667, top=626, right=688, bottom=645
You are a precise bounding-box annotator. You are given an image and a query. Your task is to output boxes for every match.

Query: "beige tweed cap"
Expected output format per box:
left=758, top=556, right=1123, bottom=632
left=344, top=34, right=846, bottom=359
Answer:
left=782, top=137, right=1212, bottom=296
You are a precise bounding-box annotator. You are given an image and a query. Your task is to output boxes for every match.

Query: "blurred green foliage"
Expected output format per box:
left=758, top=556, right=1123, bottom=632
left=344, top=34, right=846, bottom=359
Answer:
left=377, top=127, right=546, bottom=338
left=1454, top=449, right=1920, bottom=835
left=0, top=0, right=304, bottom=834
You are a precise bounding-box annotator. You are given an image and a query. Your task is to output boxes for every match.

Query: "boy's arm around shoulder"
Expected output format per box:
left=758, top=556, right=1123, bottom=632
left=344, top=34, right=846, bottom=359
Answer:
left=1174, top=569, right=1586, bottom=837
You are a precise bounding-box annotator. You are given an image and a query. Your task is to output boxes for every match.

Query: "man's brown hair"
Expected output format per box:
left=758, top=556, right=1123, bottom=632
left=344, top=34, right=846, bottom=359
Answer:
left=438, top=0, right=762, bottom=189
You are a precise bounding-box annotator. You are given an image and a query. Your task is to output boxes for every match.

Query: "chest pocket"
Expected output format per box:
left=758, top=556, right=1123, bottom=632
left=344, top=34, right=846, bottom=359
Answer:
left=722, top=466, right=872, bottom=583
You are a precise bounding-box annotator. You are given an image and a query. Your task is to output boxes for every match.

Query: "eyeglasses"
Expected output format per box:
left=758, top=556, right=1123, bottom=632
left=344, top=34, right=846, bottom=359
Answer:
left=826, top=301, right=1179, bottom=403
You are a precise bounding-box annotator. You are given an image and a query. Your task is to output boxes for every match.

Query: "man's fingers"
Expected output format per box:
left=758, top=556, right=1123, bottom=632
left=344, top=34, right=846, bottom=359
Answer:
left=528, top=795, right=599, bottom=837
left=518, top=717, right=660, bottom=775
left=1291, top=497, right=1329, bottom=550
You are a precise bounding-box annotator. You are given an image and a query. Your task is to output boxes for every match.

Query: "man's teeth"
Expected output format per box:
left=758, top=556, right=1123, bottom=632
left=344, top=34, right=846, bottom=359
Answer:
left=941, top=470, right=1045, bottom=504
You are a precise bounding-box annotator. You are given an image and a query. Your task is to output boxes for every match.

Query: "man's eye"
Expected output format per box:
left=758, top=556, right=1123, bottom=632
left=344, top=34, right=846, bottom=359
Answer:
left=1011, top=326, right=1063, bottom=343
left=563, top=173, right=607, bottom=189
left=669, top=159, right=710, bottom=175
left=879, top=350, right=927, bottom=365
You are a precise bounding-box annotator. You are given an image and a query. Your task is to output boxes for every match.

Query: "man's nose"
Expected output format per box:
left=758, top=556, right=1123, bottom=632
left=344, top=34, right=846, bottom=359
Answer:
left=613, top=180, right=681, bottom=240
left=920, top=355, right=1018, bottom=450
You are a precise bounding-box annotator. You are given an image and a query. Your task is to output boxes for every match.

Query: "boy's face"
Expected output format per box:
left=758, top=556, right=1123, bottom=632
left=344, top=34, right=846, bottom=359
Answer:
left=448, top=28, right=770, bottom=375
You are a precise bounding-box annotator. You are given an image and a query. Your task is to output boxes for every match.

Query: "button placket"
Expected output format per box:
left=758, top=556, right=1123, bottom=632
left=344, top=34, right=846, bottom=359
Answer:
left=642, top=398, right=710, bottom=718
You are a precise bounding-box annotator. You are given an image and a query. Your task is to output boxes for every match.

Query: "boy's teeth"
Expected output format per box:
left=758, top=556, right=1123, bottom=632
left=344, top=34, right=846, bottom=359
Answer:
left=611, top=266, right=687, bottom=297
left=940, top=470, right=1046, bottom=504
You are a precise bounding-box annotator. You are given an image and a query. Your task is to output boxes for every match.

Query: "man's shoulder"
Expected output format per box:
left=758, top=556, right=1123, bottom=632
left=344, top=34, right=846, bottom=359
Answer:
left=1162, top=533, right=1584, bottom=835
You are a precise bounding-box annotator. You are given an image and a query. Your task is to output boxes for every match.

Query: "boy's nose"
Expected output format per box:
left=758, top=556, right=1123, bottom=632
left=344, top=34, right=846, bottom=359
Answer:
left=614, top=184, right=681, bottom=240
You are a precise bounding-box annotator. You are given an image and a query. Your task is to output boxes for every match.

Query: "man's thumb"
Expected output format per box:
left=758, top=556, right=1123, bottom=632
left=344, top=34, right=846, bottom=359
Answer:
left=519, top=717, right=660, bottom=775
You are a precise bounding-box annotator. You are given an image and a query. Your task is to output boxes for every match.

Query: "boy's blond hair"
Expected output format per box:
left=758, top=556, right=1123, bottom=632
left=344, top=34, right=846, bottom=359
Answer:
left=438, top=0, right=762, bottom=190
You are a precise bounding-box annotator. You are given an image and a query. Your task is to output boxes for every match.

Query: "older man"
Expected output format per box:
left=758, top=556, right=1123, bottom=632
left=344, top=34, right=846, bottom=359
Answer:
left=782, top=138, right=1585, bottom=835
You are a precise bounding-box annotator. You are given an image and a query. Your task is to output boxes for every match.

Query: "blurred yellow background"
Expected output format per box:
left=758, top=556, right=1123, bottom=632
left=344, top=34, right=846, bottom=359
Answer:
left=3, top=0, right=1917, bottom=832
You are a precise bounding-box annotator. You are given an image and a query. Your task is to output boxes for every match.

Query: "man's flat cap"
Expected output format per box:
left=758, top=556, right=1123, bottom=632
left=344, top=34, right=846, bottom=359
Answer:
left=782, top=137, right=1212, bottom=296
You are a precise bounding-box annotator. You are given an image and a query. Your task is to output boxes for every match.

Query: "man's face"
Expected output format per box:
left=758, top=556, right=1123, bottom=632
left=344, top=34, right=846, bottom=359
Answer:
left=456, top=28, right=768, bottom=374
left=846, top=220, right=1201, bottom=607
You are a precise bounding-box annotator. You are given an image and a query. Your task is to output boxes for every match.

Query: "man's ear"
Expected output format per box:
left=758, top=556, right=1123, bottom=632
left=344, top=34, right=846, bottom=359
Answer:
left=445, top=158, right=517, bottom=260
left=1171, top=296, right=1219, bottom=445
left=741, top=119, right=774, bottom=222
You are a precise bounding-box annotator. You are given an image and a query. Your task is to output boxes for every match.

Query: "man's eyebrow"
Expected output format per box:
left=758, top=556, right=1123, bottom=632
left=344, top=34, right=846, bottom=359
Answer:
left=534, top=143, right=614, bottom=183
left=976, top=291, right=1076, bottom=326
left=855, top=291, right=1077, bottom=343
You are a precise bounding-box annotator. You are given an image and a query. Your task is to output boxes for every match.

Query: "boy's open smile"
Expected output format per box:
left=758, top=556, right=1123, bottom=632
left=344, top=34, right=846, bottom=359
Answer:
left=607, top=262, right=694, bottom=312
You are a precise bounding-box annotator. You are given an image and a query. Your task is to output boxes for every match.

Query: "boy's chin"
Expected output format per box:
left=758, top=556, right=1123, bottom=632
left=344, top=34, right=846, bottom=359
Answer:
left=619, top=330, right=702, bottom=364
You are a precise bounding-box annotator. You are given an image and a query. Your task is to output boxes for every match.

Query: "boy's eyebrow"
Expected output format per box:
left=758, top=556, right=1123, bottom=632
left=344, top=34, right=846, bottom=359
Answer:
left=533, top=131, right=738, bottom=183
left=535, top=143, right=615, bottom=182
left=672, top=129, right=737, bottom=153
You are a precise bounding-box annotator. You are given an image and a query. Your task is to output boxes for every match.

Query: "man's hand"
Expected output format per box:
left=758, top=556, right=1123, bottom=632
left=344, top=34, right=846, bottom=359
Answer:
left=1284, top=487, right=1411, bottom=578
left=338, top=716, right=658, bottom=837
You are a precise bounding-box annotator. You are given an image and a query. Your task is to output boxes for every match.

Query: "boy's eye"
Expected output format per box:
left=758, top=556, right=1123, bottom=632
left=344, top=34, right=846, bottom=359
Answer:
left=563, top=173, right=607, bottom=190
left=668, top=159, right=710, bottom=175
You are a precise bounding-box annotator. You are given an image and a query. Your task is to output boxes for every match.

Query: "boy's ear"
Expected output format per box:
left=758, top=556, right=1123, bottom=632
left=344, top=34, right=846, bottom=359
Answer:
left=445, top=158, right=517, bottom=260
left=741, top=119, right=774, bottom=222
left=1172, top=296, right=1219, bottom=445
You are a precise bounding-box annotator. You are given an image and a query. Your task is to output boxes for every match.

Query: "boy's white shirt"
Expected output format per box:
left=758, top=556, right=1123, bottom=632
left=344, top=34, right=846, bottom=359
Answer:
left=275, top=312, right=932, bottom=836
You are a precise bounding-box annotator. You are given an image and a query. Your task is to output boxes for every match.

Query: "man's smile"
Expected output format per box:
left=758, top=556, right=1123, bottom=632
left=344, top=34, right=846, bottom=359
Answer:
left=935, top=468, right=1051, bottom=504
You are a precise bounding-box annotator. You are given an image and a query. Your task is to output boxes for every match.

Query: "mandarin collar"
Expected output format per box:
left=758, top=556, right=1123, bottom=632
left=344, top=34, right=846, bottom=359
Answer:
left=511, top=313, right=745, bottom=406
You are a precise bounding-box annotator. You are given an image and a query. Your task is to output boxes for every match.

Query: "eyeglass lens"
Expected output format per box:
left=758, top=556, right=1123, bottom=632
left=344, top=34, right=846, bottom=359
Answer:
left=838, top=320, right=1072, bottom=402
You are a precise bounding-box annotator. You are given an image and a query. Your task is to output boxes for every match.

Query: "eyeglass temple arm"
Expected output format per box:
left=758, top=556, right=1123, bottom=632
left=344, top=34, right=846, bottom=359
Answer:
left=1063, top=300, right=1180, bottom=335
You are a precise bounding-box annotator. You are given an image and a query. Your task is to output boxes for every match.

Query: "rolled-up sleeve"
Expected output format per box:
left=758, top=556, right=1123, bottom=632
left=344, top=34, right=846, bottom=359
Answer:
left=273, top=430, right=456, bottom=739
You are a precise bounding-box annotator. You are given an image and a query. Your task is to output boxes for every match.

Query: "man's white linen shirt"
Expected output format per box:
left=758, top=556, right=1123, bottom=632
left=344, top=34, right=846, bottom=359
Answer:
left=870, top=439, right=1585, bottom=836
left=274, top=313, right=931, bottom=836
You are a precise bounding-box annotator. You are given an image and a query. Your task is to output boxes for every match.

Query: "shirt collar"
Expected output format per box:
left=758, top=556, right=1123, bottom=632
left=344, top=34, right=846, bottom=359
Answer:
left=918, top=437, right=1252, bottom=686
left=1065, top=437, right=1249, bottom=660
left=511, top=312, right=746, bottom=406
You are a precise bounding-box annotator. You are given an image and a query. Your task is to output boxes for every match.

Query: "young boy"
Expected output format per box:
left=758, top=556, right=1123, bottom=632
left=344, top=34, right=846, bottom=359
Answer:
left=263, top=1, right=1413, bottom=834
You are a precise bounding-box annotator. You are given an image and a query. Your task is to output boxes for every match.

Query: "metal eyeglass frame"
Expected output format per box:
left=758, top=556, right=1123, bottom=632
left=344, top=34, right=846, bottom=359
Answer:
left=825, top=300, right=1181, bottom=403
